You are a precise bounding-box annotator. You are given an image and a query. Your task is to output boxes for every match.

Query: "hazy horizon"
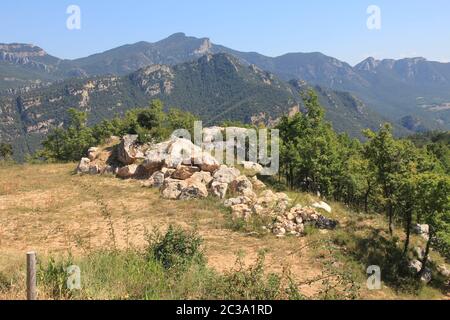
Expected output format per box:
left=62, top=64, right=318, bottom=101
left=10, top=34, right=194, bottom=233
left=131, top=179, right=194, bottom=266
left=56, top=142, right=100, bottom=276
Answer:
left=1, top=0, right=449, bottom=65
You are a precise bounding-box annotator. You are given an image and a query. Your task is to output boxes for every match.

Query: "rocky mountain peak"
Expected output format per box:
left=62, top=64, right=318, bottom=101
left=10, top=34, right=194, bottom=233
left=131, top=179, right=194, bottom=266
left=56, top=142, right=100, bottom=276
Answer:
left=354, top=57, right=381, bottom=72
left=0, top=43, right=47, bottom=58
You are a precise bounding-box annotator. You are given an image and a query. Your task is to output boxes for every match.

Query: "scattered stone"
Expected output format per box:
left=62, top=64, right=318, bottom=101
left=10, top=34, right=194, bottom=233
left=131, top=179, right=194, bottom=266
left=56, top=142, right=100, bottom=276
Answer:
left=224, top=196, right=252, bottom=208
left=437, top=264, right=450, bottom=278
left=78, top=134, right=343, bottom=239
left=413, top=224, right=430, bottom=240
left=421, top=268, right=432, bottom=283
left=312, top=201, right=332, bottom=213
left=409, top=259, right=423, bottom=274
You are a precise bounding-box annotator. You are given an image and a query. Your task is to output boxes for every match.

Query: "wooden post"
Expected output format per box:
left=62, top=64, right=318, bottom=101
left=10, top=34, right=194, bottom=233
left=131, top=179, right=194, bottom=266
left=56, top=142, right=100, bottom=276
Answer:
left=26, top=251, right=37, bottom=300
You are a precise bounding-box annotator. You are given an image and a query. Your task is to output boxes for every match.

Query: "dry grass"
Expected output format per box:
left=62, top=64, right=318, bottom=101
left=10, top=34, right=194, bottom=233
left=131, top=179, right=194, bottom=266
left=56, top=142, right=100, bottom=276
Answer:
left=0, top=163, right=448, bottom=300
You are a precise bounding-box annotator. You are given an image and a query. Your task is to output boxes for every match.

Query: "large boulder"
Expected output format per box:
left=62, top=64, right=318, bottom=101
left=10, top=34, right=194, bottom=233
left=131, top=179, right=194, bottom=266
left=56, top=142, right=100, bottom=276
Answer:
left=77, top=158, right=91, bottom=174
left=143, top=138, right=220, bottom=173
left=190, top=171, right=213, bottom=185
left=161, top=179, right=188, bottom=200
left=118, top=135, right=144, bottom=165
left=211, top=181, right=228, bottom=199
left=143, top=171, right=165, bottom=188
left=143, top=140, right=172, bottom=171
left=87, top=147, right=99, bottom=161
left=172, top=165, right=200, bottom=180
left=409, top=259, right=423, bottom=274
left=212, top=166, right=240, bottom=184
left=437, top=264, right=450, bottom=278
left=250, top=176, right=266, bottom=190
left=241, top=161, right=263, bottom=176
left=179, top=180, right=209, bottom=200
left=230, top=175, right=253, bottom=194
left=117, top=164, right=139, bottom=179
left=312, top=201, right=332, bottom=214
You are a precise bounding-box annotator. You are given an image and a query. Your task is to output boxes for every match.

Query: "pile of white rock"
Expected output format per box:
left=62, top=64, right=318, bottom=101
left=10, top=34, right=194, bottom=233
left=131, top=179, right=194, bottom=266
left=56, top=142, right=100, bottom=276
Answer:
left=270, top=204, right=339, bottom=237
left=77, top=134, right=339, bottom=236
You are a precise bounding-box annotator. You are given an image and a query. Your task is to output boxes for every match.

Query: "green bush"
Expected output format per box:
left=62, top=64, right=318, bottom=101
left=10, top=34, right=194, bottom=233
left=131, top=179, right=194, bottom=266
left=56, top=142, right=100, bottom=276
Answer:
left=38, top=254, right=77, bottom=299
left=146, top=225, right=205, bottom=270
left=206, top=251, right=303, bottom=300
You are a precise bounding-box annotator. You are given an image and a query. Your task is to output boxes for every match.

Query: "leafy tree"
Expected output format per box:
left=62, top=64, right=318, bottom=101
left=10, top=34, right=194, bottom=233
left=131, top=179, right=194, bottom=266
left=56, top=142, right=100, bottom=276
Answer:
left=277, top=90, right=341, bottom=197
left=414, top=173, right=450, bottom=275
left=167, top=107, right=199, bottom=136
left=363, top=124, right=416, bottom=235
left=36, top=108, right=95, bottom=162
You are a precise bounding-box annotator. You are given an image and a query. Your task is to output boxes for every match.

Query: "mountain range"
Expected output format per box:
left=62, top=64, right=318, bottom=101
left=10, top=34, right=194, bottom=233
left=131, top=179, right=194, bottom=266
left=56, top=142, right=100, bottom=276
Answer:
left=1, top=32, right=449, bottom=159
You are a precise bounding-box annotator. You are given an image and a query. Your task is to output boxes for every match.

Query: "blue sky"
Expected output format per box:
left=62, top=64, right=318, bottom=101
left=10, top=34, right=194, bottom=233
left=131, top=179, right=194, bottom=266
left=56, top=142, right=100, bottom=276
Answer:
left=1, top=0, right=449, bottom=65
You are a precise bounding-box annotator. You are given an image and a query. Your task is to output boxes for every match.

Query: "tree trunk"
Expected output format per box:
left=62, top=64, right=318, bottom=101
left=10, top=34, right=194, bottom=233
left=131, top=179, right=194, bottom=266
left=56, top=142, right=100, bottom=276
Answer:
left=419, top=233, right=432, bottom=277
left=388, top=205, right=394, bottom=236
left=364, top=185, right=371, bottom=213
left=403, top=208, right=412, bottom=256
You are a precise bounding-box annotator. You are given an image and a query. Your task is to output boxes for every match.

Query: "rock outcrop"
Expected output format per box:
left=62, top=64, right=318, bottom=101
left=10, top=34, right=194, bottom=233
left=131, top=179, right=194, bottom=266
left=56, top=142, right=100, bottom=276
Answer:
left=76, top=134, right=340, bottom=238
left=117, top=135, right=145, bottom=165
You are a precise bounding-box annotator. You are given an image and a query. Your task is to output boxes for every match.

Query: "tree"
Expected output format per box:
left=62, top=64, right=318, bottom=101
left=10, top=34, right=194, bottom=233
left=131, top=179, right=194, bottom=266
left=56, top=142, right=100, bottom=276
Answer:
left=414, top=173, right=450, bottom=276
left=363, top=124, right=414, bottom=235
left=277, top=90, right=341, bottom=197
left=137, top=99, right=165, bottom=130
left=167, top=108, right=199, bottom=136
left=37, top=108, right=95, bottom=162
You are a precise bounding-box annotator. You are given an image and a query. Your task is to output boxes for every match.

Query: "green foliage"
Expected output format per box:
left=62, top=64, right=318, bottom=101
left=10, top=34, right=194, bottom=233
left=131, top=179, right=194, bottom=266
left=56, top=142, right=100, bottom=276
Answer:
left=33, top=108, right=96, bottom=162
left=205, top=251, right=303, bottom=300
left=146, top=225, right=204, bottom=270
left=0, top=143, right=13, bottom=161
left=34, top=100, right=198, bottom=162
left=277, top=89, right=449, bottom=265
left=277, top=90, right=340, bottom=196
left=38, top=254, right=76, bottom=299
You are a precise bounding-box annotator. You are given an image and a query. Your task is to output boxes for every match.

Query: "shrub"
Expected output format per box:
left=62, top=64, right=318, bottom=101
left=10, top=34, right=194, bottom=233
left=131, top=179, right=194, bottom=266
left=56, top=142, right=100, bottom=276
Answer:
left=206, top=251, right=304, bottom=300
left=146, top=225, right=204, bottom=270
left=38, top=255, right=77, bottom=299
left=0, top=272, right=10, bottom=292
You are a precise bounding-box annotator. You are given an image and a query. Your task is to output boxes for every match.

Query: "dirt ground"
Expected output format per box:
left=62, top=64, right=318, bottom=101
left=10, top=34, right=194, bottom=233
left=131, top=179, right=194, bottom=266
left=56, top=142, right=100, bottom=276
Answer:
left=0, top=163, right=329, bottom=298
left=1, top=163, right=447, bottom=300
